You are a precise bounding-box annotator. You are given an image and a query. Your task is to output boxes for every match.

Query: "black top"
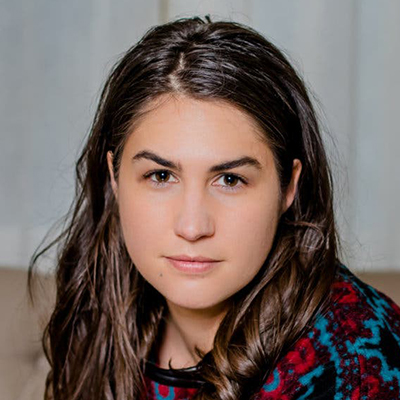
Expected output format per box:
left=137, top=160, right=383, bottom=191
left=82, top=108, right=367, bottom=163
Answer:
left=144, top=359, right=206, bottom=389
left=144, top=349, right=216, bottom=388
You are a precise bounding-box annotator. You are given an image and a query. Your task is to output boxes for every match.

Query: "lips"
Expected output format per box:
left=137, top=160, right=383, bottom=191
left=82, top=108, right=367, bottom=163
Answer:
left=167, top=254, right=219, bottom=262
left=165, top=255, right=221, bottom=274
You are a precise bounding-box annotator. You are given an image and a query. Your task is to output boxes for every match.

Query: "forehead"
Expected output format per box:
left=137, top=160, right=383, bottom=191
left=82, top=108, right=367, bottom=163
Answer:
left=123, top=95, right=274, bottom=165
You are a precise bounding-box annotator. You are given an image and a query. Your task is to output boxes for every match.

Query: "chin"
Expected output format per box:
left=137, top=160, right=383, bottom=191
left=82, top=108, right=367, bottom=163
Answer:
left=164, top=291, right=231, bottom=312
left=167, top=297, right=214, bottom=311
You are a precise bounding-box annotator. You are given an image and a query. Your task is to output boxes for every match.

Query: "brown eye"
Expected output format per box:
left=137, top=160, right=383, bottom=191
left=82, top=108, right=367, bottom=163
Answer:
left=214, top=173, right=247, bottom=192
left=223, top=174, right=240, bottom=187
left=154, top=170, right=171, bottom=183
left=143, top=169, right=178, bottom=188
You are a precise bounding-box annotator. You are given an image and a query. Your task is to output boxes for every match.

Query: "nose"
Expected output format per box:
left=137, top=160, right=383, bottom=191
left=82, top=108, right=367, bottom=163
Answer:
left=173, top=185, right=215, bottom=242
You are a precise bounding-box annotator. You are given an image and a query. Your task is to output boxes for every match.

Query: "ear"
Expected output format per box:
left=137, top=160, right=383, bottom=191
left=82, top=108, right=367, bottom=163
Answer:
left=107, top=151, right=118, bottom=200
left=281, top=159, right=302, bottom=214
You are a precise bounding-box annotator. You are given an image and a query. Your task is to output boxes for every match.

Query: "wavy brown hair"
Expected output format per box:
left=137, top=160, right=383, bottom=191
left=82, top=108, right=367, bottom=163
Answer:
left=29, top=16, right=339, bottom=400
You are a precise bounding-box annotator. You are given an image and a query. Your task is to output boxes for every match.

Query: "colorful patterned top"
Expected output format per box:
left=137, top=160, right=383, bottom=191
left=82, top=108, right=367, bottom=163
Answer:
left=143, top=265, right=400, bottom=399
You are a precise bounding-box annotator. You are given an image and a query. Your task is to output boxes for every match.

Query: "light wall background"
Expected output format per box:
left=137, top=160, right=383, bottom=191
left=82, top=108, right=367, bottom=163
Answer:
left=1, top=0, right=399, bottom=272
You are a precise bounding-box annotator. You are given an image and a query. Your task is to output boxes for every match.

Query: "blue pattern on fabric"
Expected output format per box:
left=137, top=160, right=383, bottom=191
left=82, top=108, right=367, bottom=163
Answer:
left=154, top=383, right=175, bottom=400
left=262, top=369, right=280, bottom=392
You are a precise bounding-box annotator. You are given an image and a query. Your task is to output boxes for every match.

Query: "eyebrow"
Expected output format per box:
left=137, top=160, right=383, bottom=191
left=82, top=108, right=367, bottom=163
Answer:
left=131, top=150, right=263, bottom=173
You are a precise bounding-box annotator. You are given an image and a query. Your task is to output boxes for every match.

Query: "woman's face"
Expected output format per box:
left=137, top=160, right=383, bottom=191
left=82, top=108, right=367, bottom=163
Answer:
left=108, top=95, right=301, bottom=312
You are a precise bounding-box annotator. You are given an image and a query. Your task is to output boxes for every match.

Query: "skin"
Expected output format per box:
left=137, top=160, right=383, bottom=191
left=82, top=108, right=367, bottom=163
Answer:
left=107, top=95, right=301, bottom=368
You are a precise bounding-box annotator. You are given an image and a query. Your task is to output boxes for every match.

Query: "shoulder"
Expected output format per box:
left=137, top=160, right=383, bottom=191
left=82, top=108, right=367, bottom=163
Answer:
left=257, top=264, right=400, bottom=400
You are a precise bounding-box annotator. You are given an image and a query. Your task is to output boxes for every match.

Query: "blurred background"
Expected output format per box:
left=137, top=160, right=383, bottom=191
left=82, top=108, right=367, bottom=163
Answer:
left=1, top=2, right=400, bottom=398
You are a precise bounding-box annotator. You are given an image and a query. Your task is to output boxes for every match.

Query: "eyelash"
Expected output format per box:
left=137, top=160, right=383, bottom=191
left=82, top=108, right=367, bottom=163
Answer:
left=142, top=169, right=248, bottom=192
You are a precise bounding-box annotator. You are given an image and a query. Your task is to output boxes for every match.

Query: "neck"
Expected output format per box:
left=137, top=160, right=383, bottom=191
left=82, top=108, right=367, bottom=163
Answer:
left=157, top=300, right=230, bottom=369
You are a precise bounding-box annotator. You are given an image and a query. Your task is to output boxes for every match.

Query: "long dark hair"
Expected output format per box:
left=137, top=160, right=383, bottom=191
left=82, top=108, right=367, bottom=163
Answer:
left=29, top=16, right=339, bottom=400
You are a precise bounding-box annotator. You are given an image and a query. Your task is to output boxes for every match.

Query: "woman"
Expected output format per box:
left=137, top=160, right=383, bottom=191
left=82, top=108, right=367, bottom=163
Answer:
left=29, top=16, right=400, bottom=400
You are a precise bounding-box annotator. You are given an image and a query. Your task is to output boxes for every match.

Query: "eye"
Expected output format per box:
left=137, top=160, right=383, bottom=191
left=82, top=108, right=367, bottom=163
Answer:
left=214, top=173, right=247, bottom=192
left=143, top=169, right=178, bottom=188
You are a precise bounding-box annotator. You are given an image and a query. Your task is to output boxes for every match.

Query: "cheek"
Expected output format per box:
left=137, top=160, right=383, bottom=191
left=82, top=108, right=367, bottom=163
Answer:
left=117, top=186, right=169, bottom=265
left=225, top=195, right=280, bottom=277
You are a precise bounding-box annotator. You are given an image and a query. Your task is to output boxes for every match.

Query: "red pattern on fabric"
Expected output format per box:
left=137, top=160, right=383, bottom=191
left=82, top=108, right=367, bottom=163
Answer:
left=286, top=337, right=316, bottom=374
